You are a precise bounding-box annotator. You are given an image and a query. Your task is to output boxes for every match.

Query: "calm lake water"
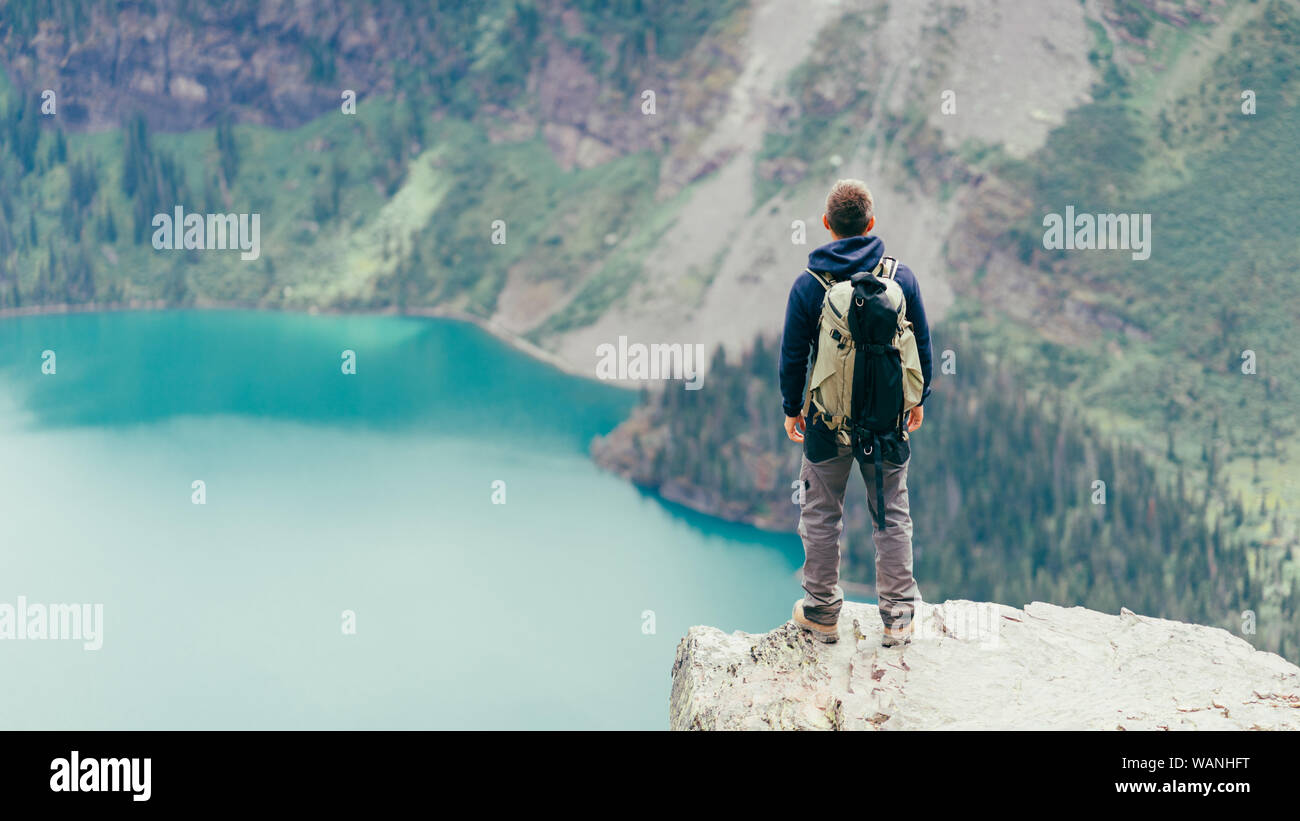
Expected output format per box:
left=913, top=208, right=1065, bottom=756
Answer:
left=0, top=310, right=802, bottom=729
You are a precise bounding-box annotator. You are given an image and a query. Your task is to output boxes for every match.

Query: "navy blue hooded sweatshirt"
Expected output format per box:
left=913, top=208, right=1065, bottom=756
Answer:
left=779, top=235, right=933, bottom=417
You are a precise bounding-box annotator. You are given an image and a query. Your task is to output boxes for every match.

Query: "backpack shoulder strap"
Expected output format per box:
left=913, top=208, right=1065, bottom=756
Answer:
left=805, top=268, right=836, bottom=291
left=801, top=268, right=834, bottom=419
left=877, top=256, right=899, bottom=280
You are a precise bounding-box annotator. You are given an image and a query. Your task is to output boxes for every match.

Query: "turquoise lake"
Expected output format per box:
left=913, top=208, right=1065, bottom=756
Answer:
left=0, top=310, right=803, bottom=729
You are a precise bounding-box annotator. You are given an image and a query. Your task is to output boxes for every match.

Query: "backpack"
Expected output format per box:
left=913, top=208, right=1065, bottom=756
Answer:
left=802, top=256, right=924, bottom=528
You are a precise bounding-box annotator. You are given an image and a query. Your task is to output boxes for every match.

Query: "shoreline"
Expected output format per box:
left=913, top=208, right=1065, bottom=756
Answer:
left=0, top=298, right=632, bottom=390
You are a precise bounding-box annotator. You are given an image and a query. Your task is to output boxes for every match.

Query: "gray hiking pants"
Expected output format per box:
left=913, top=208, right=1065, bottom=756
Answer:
left=797, top=436, right=920, bottom=630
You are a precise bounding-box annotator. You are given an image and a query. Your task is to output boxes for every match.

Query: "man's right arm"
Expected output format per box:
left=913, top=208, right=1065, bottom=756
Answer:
left=778, top=274, right=818, bottom=419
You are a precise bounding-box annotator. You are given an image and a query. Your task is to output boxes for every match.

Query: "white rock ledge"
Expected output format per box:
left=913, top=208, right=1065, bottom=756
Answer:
left=670, top=600, right=1300, bottom=730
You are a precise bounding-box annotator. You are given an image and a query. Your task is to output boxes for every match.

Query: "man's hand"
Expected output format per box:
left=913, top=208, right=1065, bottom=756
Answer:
left=907, top=404, right=924, bottom=433
left=784, top=413, right=806, bottom=443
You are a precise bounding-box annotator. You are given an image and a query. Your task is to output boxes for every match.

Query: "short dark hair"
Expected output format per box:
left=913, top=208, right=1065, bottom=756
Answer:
left=825, top=179, right=874, bottom=236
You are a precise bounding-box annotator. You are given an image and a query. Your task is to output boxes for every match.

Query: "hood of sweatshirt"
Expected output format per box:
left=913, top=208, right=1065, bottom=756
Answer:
left=806, top=235, right=885, bottom=280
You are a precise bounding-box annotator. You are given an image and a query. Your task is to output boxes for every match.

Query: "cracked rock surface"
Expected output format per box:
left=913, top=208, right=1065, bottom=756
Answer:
left=670, top=600, right=1300, bottom=730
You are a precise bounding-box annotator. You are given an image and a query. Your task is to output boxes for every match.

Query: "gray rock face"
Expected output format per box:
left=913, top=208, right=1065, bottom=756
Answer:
left=670, top=600, right=1300, bottom=730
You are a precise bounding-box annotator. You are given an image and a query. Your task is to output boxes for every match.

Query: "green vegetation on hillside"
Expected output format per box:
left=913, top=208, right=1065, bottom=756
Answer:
left=0, top=0, right=746, bottom=321
left=0, top=77, right=672, bottom=318
left=982, top=0, right=1300, bottom=515
left=0, top=73, right=425, bottom=310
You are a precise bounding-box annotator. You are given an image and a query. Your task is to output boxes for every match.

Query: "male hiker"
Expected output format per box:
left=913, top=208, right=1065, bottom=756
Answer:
left=779, top=179, right=933, bottom=647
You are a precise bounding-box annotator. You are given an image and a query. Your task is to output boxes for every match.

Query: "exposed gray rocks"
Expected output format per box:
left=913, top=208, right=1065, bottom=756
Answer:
left=671, top=600, right=1300, bottom=730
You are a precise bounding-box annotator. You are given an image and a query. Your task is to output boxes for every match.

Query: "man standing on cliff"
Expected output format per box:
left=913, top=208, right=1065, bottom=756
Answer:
left=779, top=179, right=933, bottom=647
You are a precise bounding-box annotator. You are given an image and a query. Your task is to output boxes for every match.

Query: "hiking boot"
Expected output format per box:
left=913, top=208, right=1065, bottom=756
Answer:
left=881, top=621, right=913, bottom=648
left=791, top=599, right=839, bottom=644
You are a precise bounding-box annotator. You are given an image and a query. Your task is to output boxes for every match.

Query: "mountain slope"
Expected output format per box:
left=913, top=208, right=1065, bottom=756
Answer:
left=2, top=0, right=1298, bottom=654
left=0, top=0, right=748, bottom=319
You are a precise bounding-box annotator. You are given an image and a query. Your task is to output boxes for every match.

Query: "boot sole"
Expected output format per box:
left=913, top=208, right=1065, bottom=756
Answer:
left=794, top=620, right=840, bottom=643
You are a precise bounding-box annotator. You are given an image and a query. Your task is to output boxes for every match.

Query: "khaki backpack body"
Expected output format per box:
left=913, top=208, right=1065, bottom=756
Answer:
left=802, top=256, right=924, bottom=446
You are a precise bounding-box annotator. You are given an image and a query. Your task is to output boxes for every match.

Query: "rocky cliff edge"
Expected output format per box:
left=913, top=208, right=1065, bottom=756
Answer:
left=670, top=600, right=1300, bottom=730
